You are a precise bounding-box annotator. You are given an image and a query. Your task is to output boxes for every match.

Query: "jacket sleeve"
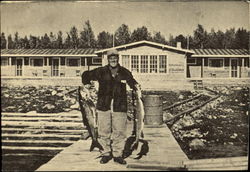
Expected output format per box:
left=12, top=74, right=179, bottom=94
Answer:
left=124, top=69, right=138, bottom=90
left=81, top=68, right=101, bottom=85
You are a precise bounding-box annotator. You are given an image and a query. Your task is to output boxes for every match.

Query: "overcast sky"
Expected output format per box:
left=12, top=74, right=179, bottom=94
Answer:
left=1, top=0, right=249, bottom=40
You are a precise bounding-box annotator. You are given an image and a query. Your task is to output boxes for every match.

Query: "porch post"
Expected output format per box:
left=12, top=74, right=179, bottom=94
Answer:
left=201, top=58, right=204, bottom=78
left=242, top=58, right=244, bottom=78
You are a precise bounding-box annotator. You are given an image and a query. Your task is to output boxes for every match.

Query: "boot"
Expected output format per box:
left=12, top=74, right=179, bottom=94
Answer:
left=113, top=157, right=127, bottom=165
left=100, top=155, right=112, bottom=164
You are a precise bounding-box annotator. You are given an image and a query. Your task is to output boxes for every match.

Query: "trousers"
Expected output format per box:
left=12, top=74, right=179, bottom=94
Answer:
left=97, top=109, right=127, bottom=157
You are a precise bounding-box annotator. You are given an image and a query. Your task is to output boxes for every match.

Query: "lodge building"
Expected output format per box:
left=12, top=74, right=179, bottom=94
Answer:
left=1, top=41, right=249, bottom=88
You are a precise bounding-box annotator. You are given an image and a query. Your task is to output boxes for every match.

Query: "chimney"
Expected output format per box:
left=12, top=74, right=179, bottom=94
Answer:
left=177, top=42, right=182, bottom=49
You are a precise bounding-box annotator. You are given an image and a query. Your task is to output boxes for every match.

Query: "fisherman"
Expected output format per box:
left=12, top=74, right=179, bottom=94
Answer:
left=81, top=49, right=140, bottom=165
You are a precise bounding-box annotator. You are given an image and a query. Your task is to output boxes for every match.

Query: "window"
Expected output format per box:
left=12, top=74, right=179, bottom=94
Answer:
left=150, top=55, right=157, bottom=73
left=131, top=55, right=139, bottom=73
left=140, top=55, right=148, bottom=73
left=208, top=59, right=224, bottom=68
left=31, top=59, right=43, bottom=66
left=187, top=58, right=196, bottom=65
left=67, top=58, right=80, bottom=66
left=245, top=58, right=249, bottom=68
left=159, top=55, right=167, bottom=73
left=60, top=57, right=65, bottom=66
left=24, top=57, right=29, bottom=65
left=1, top=58, right=8, bottom=66
left=122, top=55, right=130, bottom=69
left=92, top=57, right=102, bottom=65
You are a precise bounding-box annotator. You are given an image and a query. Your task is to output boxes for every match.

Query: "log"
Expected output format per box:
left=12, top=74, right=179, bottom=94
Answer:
left=163, top=94, right=201, bottom=111
left=165, top=95, right=220, bottom=123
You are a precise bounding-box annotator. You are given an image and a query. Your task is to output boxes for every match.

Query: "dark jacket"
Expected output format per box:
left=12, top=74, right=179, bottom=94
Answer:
left=82, top=64, right=138, bottom=112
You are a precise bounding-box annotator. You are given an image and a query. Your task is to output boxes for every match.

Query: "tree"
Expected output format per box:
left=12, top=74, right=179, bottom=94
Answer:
left=152, top=31, right=166, bottom=44
left=233, top=28, right=249, bottom=49
left=29, top=35, right=37, bottom=48
left=114, top=24, right=131, bottom=46
left=49, top=32, right=57, bottom=48
left=175, top=34, right=187, bottom=48
left=20, top=35, right=30, bottom=49
left=1, top=32, right=7, bottom=49
left=7, top=34, right=15, bottom=49
left=14, top=32, right=21, bottom=49
left=57, top=31, right=63, bottom=49
left=41, top=33, right=51, bottom=48
left=69, top=26, right=79, bottom=49
left=97, top=31, right=113, bottom=48
left=63, top=33, right=71, bottom=49
left=79, top=20, right=96, bottom=48
left=168, top=34, right=176, bottom=47
left=193, top=24, right=208, bottom=49
left=131, top=26, right=152, bottom=42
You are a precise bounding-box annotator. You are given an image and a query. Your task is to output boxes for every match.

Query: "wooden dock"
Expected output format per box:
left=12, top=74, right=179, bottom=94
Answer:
left=36, top=123, right=189, bottom=171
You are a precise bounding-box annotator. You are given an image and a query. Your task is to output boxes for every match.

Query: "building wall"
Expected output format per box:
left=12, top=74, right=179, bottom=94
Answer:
left=102, top=45, right=186, bottom=79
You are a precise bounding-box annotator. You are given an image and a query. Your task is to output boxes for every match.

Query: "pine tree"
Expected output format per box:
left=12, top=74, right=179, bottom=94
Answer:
left=131, top=26, right=152, bottom=42
left=69, top=26, right=79, bottom=49
left=57, top=31, right=63, bottom=49
left=152, top=31, right=166, bottom=44
left=1, top=32, right=7, bottom=49
left=79, top=20, right=96, bottom=48
left=114, top=24, right=131, bottom=46
left=97, top=31, right=113, bottom=48
left=7, top=34, right=15, bottom=49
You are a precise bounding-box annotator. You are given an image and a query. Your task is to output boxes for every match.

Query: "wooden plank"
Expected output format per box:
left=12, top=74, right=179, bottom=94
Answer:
left=1, top=128, right=85, bottom=133
left=2, top=133, right=81, bottom=138
left=2, top=140, right=75, bottom=144
left=1, top=112, right=81, bottom=117
left=1, top=121, right=84, bottom=128
left=184, top=156, right=248, bottom=165
left=127, top=163, right=186, bottom=170
left=2, top=146, right=64, bottom=151
left=2, top=114, right=81, bottom=118
left=1, top=116, right=82, bottom=122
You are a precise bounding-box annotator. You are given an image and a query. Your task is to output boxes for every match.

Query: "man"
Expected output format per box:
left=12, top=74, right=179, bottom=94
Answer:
left=82, top=49, right=140, bottom=165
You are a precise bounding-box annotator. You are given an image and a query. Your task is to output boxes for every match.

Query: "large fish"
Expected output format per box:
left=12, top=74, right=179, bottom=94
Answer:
left=132, top=88, right=145, bottom=150
left=122, top=89, right=149, bottom=159
left=78, top=86, right=103, bottom=152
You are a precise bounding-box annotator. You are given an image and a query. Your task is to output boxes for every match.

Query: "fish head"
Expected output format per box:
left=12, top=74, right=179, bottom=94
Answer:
left=136, top=89, right=142, bottom=99
left=79, top=86, right=90, bottom=100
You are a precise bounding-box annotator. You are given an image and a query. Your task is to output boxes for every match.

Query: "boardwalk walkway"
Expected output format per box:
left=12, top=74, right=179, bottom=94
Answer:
left=36, top=123, right=188, bottom=171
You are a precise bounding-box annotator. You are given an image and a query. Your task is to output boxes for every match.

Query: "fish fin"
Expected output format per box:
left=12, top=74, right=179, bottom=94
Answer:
left=89, top=140, right=104, bottom=152
left=134, top=140, right=149, bottom=160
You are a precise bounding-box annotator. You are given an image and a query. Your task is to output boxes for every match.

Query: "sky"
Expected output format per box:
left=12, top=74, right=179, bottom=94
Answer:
left=1, top=0, right=249, bottom=40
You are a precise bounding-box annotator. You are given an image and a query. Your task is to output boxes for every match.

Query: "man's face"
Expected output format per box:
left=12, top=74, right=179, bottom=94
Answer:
left=108, top=55, right=119, bottom=67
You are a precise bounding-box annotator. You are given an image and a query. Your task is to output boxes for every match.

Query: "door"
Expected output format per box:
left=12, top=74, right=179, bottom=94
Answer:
left=16, top=59, right=23, bottom=76
left=52, top=59, right=59, bottom=76
left=231, top=59, right=238, bottom=78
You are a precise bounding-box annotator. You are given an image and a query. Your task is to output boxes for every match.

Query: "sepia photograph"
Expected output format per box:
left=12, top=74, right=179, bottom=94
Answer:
left=1, top=0, right=249, bottom=171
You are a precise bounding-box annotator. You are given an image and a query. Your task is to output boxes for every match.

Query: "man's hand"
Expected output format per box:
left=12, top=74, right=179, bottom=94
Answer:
left=80, top=84, right=91, bottom=99
left=135, top=84, right=141, bottom=91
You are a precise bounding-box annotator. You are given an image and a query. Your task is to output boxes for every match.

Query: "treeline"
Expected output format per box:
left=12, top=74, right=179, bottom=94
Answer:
left=0, top=20, right=249, bottom=49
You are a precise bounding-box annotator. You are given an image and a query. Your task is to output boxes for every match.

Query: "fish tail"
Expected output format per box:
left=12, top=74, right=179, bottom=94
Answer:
left=90, top=140, right=103, bottom=152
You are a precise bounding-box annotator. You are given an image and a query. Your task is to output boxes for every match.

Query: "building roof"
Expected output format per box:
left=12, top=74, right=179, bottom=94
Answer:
left=192, top=49, right=250, bottom=58
left=1, top=48, right=98, bottom=57
left=95, top=40, right=195, bottom=54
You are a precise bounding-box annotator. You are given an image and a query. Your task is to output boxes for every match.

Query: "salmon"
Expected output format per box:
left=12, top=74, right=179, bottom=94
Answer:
left=132, top=88, right=145, bottom=150
left=78, top=86, right=103, bottom=152
left=122, top=89, right=149, bottom=159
